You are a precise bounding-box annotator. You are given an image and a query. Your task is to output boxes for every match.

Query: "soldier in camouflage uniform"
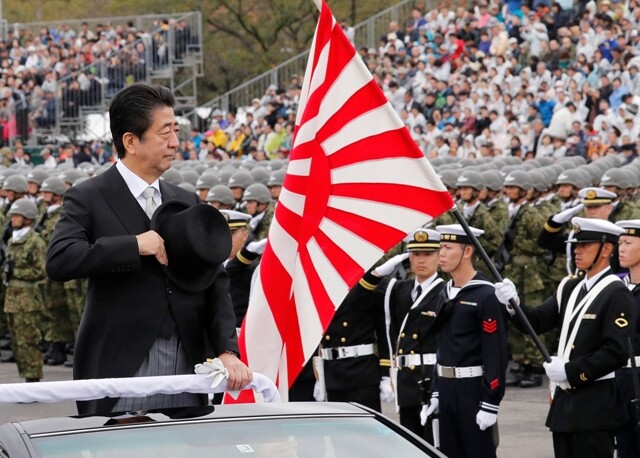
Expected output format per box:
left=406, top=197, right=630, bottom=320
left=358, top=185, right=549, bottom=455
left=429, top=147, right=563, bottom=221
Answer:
left=501, top=170, right=547, bottom=388
left=430, top=169, right=458, bottom=226
left=3, top=198, right=47, bottom=382
left=26, top=169, right=49, bottom=217
left=479, top=170, right=509, bottom=241
left=242, top=183, right=274, bottom=240
left=35, top=177, right=74, bottom=366
left=601, top=168, right=640, bottom=222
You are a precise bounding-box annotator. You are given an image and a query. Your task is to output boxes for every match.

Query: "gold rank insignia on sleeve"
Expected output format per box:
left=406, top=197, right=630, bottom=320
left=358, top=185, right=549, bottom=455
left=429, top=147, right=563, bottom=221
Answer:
left=579, top=373, right=588, bottom=382
left=615, top=317, right=629, bottom=328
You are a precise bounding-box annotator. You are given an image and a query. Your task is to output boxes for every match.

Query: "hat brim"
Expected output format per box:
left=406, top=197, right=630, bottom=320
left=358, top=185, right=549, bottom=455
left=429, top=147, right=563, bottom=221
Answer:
left=151, top=200, right=231, bottom=292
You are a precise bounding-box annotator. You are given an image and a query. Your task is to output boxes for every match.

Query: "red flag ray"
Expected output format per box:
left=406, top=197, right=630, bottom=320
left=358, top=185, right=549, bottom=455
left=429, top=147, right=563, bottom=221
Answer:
left=235, top=0, right=454, bottom=402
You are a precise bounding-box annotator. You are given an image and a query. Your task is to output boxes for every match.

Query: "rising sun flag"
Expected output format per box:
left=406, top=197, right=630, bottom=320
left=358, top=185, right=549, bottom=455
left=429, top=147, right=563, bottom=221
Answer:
left=236, top=0, right=454, bottom=401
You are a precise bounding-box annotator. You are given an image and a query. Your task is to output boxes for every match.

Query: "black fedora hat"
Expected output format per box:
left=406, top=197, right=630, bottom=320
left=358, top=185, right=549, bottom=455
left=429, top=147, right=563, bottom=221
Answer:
left=151, top=201, right=231, bottom=292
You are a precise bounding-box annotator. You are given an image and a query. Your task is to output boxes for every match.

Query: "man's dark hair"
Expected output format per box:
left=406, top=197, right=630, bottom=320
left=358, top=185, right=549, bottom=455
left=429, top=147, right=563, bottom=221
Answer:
left=109, top=83, right=175, bottom=158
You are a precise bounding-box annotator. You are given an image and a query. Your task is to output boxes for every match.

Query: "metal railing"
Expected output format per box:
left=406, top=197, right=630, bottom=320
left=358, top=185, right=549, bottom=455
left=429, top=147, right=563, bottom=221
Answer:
left=183, top=0, right=432, bottom=125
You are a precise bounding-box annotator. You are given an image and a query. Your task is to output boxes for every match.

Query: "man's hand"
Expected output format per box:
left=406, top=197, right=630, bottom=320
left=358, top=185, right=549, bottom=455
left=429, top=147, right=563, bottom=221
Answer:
left=543, top=356, right=568, bottom=384
left=420, top=397, right=439, bottom=426
left=218, top=352, right=252, bottom=391
left=379, top=376, right=394, bottom=403
left=552, top=204, right=584, bottom=225
left=136, top=230, right=168, bottom=266
left=494, top=278, right=519, bottom=315
left=246, top=238, right=268, bottom=255
left=476, top=410, right=498, bottom=430
left=373, top=253, right=409, bottom=277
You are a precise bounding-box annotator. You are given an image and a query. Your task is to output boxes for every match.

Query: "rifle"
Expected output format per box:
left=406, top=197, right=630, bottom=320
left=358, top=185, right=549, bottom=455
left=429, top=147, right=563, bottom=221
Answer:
left=494, top=207, right=521, bottom=273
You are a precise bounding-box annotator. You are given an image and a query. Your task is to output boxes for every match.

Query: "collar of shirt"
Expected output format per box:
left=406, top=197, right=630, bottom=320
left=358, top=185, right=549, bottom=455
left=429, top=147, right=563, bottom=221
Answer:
left=116, top=160, right=161, bottom=209
left=583, top=267, right=611, bottom=291
left=414, top=272, right=438, bottom=298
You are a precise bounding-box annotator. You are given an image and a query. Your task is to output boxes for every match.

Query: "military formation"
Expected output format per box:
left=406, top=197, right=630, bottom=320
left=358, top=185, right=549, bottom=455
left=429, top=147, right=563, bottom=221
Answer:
left=3, top=152, right=640, bottom=457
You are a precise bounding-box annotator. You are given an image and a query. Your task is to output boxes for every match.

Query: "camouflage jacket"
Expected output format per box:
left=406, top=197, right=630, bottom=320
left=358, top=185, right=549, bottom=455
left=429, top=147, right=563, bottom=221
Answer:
left=35, top=206, right=62, bottom=244
left=3, top=228, right=46, bottom=313
left=486, top=198, right=509, bottom=236
left=464, top=201, right=503, bottom=258
left=609, top=200, right=640, bottom=222
left=254, top=203, right=275, bottom=241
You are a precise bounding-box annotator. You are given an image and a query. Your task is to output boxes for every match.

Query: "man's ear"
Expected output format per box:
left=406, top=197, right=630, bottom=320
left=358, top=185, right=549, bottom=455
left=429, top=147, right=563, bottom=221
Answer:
left=122, top=132, right=136, bottom=156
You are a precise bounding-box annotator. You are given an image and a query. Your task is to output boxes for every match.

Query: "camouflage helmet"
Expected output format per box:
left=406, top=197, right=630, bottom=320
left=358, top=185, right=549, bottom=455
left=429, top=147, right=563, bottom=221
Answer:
left=456, top=170, right=484, bottom=190
left=73, top=176, right=90, bottom=187
left=178, top=182, right=197, bottom=193
left=600, top=168, right=629, bottom=189
left=161, top=168, right=182, bottom=186
left=7, top=197, right=38, bottom=220
left=40, top=177, right=66, bottom=195
left=555, top=169, right=587, bottom=188
left=480, top=170, right=504, bottom=192
left=267, top=169, right=286, bottom=187
left=504, top=170, right=532, bottom=191
left=2, top=174, right=28, bottom=193
left=576, top=167, right=594, bottom=187
left=528, top=170, right=551, bottom=192
left=622, top=166, right=640, bottom=188
left=437, top=169, right=460, bottom=189
left=205, top=185, right=235, bottom=206
left=195, top=173, right=222, bottom=190
left=241, top=183, right=271, bottom=203
left=60, top=168, right=88, bottom=186
left=26, top=169, right=49, bottom=186
left=268, top=159, right=285, bottom=171
left=250, top=167, right=271, bottom=186
left=180, top=169, right=199, bottom=186
left=228, top=170, right=253, bottom=190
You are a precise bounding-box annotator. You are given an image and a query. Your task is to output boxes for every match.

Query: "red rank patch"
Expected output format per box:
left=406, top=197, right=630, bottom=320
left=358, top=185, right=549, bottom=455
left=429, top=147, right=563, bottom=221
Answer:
left=490, top=378, right=499, bottom=390
left=483, top=319, right=497, bottom=334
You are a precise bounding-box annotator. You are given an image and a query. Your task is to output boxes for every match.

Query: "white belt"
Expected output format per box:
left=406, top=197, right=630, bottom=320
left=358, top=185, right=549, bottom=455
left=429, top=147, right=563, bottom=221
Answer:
left=320, top=344, right=374, bottom=360
left=437, top=365, right=484, bottom=379
left=625, top=356, right=640, bottom=368
left=396, top=353, right=437, bottom=367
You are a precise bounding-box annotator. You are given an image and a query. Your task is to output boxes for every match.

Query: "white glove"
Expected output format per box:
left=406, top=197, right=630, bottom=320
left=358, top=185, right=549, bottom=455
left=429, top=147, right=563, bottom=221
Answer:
left=313, top=380, right=326, bottom=402
left=420, top=397, right=439, bottom=425
left=246, top=238, right=268, bottom=254
left=551, top=203, right=584, bottom=224
left=194, top=359, right=229, bottom=389
left=543, top=356, right=568, bottom=384
left=379, top=376, right=394, bottom=403
left=494, top=278, right=519, bottom=315
left=373, top=253, right=410, bottom=276
left=476, top=410, right=498, bottom=430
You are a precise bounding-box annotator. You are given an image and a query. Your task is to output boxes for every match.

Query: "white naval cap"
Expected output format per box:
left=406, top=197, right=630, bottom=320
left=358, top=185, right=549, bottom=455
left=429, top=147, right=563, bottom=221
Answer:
left=578, top=187, right=617, bottom=206
left=616, top=219, right=640, bottom=237
left=406, top=228, right=441, bottom=252
left=219, top=209, right=251, bottom=230
left=566, top=217, right=624, bottom=244
left=436, top=224, right=484, bottom=244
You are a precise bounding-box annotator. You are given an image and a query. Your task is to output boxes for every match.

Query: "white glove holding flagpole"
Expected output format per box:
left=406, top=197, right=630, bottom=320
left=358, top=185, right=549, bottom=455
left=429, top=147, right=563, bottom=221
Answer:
left=373, top=253, right=409, bottom=277
left=551, top=203, right=584, bottom=224
left=494, top=278, right=519, bottom=315
left=544, top=356, right=570, bottom=390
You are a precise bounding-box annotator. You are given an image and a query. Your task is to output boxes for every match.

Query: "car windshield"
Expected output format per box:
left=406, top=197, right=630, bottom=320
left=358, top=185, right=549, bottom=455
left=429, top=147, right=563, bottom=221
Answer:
left=31, top=416, right=430, bottom=457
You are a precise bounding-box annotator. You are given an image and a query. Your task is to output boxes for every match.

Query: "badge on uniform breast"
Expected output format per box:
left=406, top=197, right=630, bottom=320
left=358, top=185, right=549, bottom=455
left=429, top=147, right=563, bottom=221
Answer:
left=421, top=311, right=436, bottom=317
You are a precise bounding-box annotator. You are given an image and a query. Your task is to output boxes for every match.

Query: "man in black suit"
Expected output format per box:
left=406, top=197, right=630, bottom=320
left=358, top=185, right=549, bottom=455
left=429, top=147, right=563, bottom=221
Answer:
left=46, top=83, right=251, bottom=415
left=496, top=217, right=636, bottom=458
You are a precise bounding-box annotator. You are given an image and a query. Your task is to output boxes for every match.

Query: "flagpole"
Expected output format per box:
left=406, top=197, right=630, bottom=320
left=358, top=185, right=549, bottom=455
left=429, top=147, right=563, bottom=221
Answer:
left=450, top=207, right=552, bottom=363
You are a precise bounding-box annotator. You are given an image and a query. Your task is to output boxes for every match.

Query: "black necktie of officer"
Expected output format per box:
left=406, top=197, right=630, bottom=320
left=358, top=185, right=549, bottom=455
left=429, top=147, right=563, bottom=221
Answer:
left=414, top=285, right=422, bottom=301
left=576, top=284, right=587, bottom=303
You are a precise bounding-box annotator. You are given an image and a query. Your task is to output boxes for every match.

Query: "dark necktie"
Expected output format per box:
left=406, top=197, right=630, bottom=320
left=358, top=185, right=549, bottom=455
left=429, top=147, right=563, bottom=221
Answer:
left=576, top=284, right=587, bottom=303
left=414, top=285, right=422, bottom=301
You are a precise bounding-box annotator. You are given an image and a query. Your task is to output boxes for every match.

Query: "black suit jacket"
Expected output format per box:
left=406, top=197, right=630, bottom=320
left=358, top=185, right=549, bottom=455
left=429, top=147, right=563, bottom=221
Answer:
left=46, top=166, right=238, bottom=415
left=513, top=270, right=635, bottom=432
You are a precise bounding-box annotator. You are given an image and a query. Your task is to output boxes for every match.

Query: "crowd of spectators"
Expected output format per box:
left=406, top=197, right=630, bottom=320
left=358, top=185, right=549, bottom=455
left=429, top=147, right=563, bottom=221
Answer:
left=188, top=0, right=640, bottom=168
left=0, top=15, right=197, bottom=146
